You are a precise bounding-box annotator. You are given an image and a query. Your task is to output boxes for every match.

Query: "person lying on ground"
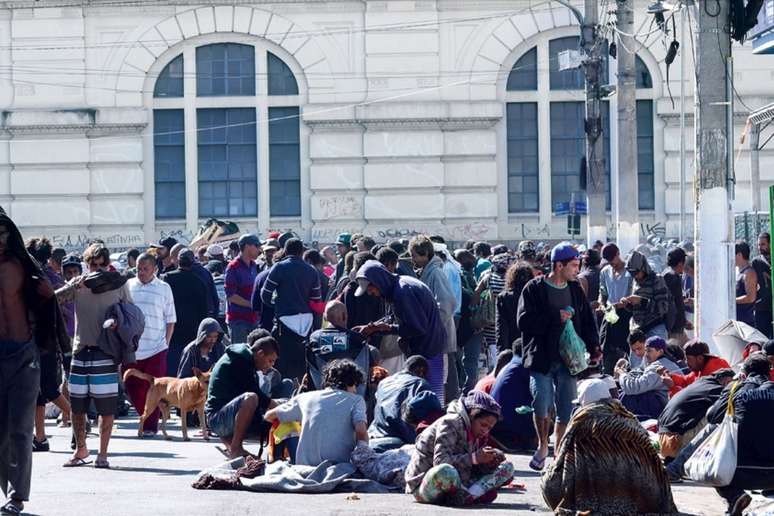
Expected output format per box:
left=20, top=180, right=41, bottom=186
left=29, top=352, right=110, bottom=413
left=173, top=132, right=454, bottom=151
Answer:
left=369, top=355, right=433, bottom=452
left=404, top=391, right=515, bottom=506
left=542, top=379, right=677, bottom=515
left=204, top=330, right=279, bottom=459
left=618, top=336, right=678, bottom=419
left=657, top=368, right=735, bottom=460
left=265, top=358, right=368, bottom=466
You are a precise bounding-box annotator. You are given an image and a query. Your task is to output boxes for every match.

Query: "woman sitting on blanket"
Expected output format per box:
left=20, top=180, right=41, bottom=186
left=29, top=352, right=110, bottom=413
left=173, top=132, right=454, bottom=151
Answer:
left=404, top=391, right=514, bottom=506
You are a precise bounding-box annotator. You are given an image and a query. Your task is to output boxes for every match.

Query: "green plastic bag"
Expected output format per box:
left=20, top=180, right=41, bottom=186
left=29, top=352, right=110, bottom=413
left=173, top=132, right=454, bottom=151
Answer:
left=559, top=321, right=589, bottom=375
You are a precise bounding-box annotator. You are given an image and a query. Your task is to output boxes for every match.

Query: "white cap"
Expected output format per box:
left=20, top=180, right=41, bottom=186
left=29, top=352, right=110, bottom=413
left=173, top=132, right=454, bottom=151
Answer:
left=574, top=379, right=611, bottom=406
left=354, top=278, right=371, bottom=297
left=206, top=244, right=224, bottom=257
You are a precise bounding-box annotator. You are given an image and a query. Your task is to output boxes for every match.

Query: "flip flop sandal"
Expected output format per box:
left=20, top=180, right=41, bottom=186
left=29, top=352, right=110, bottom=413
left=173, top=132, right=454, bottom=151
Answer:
left=0, top=502, right=21, bottom=516
left=528, top=453, right=546, bottom=471
left=63, top=457, right=93, bottom=468
left=94, top=458, right=110, bottom=469
left=215, top=446, right=230, bottom=459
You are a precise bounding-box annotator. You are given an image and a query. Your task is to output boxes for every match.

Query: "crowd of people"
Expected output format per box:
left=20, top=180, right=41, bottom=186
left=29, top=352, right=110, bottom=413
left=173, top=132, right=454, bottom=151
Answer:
left=2, top=202, right=774, bottom=515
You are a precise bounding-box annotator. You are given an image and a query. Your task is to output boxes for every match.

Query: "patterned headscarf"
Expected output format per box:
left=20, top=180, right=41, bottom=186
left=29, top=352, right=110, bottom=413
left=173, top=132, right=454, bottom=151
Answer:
left=462, top=390, right=502, bottom=419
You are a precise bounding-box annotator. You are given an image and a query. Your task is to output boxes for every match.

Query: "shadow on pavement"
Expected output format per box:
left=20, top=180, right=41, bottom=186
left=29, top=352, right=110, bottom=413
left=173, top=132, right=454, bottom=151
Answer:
left=106, top=466, right=201, bottom=476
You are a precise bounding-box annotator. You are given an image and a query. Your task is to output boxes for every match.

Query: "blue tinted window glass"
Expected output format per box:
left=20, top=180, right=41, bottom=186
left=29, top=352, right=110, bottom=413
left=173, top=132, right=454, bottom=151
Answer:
left=196, top=43, right=255, bottom=97
left=268, top=52, right=299, bottom=96
left=154, top=110, right=185, bottom=218
left=197, top=108, right=257, bottom=217
left=154, top=54, right=184, bottom=98
left=269, top=107, right=300, bottom=216
left=637, top=99, right=655, bottom=209
left=506, top=47, right=537, bottom=91
left=636, top=55, right=653, bottom=89
left=506, top=103, right=539, bottom=212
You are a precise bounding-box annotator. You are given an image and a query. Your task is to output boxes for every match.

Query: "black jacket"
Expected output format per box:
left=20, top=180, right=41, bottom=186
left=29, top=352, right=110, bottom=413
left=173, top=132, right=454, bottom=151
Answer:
left=517, top=276, right=599, bottom=375
left=658, top=376, right=725, bottom=434
left=707, top=375, right=774, bottom=470
left=496, top=290, right=520, bottom=352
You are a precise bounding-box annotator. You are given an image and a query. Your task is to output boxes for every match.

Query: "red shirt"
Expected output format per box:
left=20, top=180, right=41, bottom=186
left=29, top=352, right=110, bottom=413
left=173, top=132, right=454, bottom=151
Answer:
left=669, top=355, right=730, bottom=396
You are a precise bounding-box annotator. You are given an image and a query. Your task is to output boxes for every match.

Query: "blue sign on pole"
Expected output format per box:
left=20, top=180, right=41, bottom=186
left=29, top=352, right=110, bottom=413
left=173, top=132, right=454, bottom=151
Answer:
left=573, top=201, right=588, bottom=214
left=752, top=1, right=774, bottom=54
left=554, top=202, right=570, bottom=215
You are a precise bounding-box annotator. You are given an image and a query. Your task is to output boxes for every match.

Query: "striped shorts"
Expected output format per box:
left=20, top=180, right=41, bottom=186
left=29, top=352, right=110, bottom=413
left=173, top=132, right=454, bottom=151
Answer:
left=69, top=347, right=119, bottom=416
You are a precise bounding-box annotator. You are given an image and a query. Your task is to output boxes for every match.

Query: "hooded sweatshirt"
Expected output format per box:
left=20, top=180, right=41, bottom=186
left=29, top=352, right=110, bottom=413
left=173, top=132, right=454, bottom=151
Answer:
left=418, top=255, right=457, bottom=354
left=205, top=343, right=270, bottom=416
left=626, top=251, right=673, bottom=334
left=357, top=260, right=445, bottom=359
left=177, top=317, right=226, bottom=378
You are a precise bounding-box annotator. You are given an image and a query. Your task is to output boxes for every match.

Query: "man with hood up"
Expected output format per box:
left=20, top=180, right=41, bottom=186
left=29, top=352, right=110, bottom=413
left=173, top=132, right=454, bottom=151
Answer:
left=353, top=260, right=446, bottom=404
left=623, top=251, right=674, bottom=340
left=177, top=318, right=227, bottom=379
left=0, top=208, right=69, bottom=515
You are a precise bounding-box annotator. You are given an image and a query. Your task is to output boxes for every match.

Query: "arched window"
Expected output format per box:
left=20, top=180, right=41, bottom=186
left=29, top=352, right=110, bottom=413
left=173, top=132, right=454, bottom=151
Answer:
left=505, top=35, right=655, bottom=215
left=152, top=43, right=301, bottom=220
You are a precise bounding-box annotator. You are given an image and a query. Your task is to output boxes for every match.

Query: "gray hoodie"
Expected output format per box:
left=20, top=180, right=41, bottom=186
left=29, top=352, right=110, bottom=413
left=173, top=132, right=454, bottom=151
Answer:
left=419, top=255, right=457, bottom=353
left=176, top=317, right=228, bottom=378
left=619, top=356, right=679, bottom=396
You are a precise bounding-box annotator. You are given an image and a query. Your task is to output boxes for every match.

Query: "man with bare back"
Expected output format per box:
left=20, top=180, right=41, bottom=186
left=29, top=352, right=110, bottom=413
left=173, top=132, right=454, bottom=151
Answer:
left=0, top=209, right=69, bottom=516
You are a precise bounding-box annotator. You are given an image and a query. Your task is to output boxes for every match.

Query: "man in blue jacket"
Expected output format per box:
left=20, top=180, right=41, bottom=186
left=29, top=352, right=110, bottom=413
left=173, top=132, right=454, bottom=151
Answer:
left=353, top=260, right=446, bottom=404
left=368, top=355, right=432, bottom=451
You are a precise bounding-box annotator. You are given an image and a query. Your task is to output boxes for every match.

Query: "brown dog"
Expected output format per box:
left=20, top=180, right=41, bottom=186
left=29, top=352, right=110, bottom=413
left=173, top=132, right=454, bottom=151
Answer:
left=123, top=368, right=210, bottom=441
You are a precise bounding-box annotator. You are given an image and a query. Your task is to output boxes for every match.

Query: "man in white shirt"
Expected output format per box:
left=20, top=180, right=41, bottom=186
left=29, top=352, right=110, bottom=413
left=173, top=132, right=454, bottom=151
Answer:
left=126, top=253, right=176, bottom=437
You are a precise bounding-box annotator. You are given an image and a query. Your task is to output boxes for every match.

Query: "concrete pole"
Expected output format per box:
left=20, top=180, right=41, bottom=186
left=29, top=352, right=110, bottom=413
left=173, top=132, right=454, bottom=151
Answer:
left=615, top=0, right=639, bottom=255
left=694, top=1, right=735, bottom=343
left=679, top=5, right=687, bottom=242
left=582, top=0, right=607, bottom=246
left=750, top=123, right=760, bottom=231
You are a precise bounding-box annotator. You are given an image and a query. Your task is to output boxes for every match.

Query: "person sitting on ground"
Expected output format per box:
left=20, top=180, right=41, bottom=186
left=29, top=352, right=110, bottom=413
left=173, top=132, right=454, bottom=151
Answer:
left=404, top=390, right=514, bottom=506
left=402, top=390, right=445, bottom=436
left=542, top=379, right=677, bottom=515
left=667, top=339, right=730, bottom=395
left=618, top=337, right=680, bottom=419
left=473, top=349, right=513, bottom=394
left=489, top=341, right=537, bottom=452
left=204, top=330, right=279, bottom=459
left=264, top=359, right=368, bottom=466
left=369, top=355, right=433, bottom=452
left=177, top=317, right=227, bottom=379
left=623, top=329, right=647, bottom=372
left=657, top=368, right=735, bottom=460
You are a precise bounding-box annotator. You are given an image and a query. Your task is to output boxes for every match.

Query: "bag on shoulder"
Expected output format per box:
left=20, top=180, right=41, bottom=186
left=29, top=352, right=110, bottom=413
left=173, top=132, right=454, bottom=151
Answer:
left=683, top=382, right=740, bottom=486
left=472, top=288, right=496, bottom=330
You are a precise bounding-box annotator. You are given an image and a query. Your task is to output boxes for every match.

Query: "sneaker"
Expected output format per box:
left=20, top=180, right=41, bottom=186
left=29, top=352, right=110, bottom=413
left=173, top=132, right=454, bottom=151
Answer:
left=32, top=438, right=49, bottom=452
left=730, top=492, right=752, bottom=516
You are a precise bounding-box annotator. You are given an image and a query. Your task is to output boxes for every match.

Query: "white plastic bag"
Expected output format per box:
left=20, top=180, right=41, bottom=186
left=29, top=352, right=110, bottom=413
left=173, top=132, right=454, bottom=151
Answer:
left=683, top=383, right=739, bottom=486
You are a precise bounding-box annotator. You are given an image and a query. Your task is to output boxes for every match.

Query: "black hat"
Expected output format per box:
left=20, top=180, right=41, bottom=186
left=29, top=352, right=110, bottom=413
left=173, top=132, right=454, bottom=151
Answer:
left=62, top=254, right=82, bottom=272
left=159, top=236, right=178, bottom=250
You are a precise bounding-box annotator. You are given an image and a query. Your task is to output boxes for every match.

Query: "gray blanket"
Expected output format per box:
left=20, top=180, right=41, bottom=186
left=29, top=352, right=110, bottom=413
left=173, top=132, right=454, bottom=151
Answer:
left=195, top=458, right=392, bottom=494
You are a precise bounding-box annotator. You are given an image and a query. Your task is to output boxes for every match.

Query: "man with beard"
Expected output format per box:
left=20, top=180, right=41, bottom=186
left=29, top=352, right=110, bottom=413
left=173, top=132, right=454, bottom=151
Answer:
left=0, top=208, right=69, bottom=515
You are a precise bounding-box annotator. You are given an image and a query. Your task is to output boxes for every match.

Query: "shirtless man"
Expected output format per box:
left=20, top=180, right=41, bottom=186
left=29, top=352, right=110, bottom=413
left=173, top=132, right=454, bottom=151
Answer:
left=0, top=215, right=44, bottom=516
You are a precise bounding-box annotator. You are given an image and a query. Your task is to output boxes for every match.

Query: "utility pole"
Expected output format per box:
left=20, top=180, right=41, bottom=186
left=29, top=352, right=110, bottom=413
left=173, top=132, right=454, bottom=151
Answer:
left=582, top=0, right=607, bottom=246
left=694, top=0, right=735, bottom=343
left=615, top=0, right=639, bottom=255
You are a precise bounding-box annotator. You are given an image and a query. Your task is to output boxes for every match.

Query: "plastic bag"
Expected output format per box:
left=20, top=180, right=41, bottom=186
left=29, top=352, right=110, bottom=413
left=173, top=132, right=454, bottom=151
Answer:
left=559, top=321, right=589, bottom=375
left=683, top=382, right=740, bottom=486
left=603, top=303, right=619, bottom=325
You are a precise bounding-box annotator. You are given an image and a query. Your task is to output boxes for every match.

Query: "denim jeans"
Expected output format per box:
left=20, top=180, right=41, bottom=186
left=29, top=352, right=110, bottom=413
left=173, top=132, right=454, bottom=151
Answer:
left=529, top=362, right=576, bottom=424
left=228, top=320, right=255, bottom=345
left=461, top=333, right=483, bottom=393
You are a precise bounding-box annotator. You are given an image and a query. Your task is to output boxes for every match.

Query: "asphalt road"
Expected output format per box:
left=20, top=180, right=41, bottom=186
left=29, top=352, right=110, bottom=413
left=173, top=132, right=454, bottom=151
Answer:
left=22, top=416, right=760, bottom=516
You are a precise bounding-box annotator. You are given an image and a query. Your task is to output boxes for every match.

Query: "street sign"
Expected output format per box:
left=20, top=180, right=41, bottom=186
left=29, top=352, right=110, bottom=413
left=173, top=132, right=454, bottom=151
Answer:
left=573, top=201, right=588, bottom=214
left=554, top=202, right=570, bottom=215
left=554, top=201, right=587, bottom=215
left=752, top=1, right=774, bottom=54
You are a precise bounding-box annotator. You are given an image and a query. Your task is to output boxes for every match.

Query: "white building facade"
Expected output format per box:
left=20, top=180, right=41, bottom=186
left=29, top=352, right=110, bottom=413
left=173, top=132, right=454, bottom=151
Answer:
left=1, top=0, right=774, bottom=249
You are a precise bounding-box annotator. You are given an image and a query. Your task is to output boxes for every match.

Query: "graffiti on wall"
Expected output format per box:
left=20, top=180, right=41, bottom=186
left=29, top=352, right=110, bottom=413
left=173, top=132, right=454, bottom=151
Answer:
left=48, top=232, right=145, bottom=252
left=315, top=196, right=362, bottom=220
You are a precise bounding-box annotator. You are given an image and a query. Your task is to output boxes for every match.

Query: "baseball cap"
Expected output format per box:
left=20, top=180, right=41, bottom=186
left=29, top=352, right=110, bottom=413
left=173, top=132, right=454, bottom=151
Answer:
left=354, top=278, right=371, bottom=297
left=205, top=244, right=224, bottom=258
left=238, top=234, right=261, bottom=248
left=61, top=254, right=83, bottom=272
left=645, top=336, right=667, bottom=351
left=684, top=339, right=711, bottom=357
left=550, top=242, right=579, bottom=262
left=337, top=233, right=352, bottom=246
left=262, top=238, right=279, bottom=251
left=573, top=379, right=611, bottom=406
